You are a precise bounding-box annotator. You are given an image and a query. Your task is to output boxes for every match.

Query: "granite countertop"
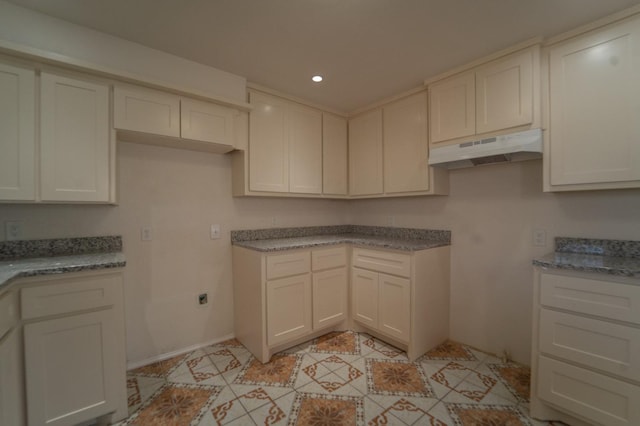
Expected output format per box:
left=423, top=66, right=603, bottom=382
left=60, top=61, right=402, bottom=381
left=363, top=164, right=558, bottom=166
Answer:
left=0, top=236, right=126, bottom=291
left=533, top=237, right=640, bottom=278
left=231, top=225, right=451, bottom=252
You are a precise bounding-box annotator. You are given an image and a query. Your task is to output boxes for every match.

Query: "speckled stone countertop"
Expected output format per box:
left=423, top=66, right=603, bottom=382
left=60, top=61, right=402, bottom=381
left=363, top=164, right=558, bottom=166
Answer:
left=0, top=236, right=126, bottom=291
left=533, top=237, right=640, bottom=278
left=231, top=225, right=451, bottom=252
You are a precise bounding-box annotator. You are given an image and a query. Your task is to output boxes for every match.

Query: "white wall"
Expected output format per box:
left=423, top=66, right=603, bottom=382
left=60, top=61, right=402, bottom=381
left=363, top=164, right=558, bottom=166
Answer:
left=348, top=160, right=640, bottom=364
left=0, top=141, right=349, bottom=366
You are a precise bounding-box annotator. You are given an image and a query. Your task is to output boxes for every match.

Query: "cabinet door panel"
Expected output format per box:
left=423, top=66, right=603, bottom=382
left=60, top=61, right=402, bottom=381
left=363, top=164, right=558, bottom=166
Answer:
left=181, top=98, right=235, bottom=151
left=249, top=91, right=289, bottom=192
left=429, top=71, right=475, bottom=143
left=383, top=92, right=429, bottom=193
left=289, top=103, right=322, bottom=194
left=313, top=267, right=348, bottom=329
left=549, top=18, right=640, bottom=186
left=40, top=73, right=110, bottom=202
left=351, top=268, right=379, bottom=328
left=0, top=61, right=35, bottom=201
left=266, top=274, right=312, bottom=346
left=113, top=85, right=180, bottom=137
left=24, top=310, right=118, bottom=426
left=476, top=49, right=533, bottom=134
left=0, top=328, right=25, bottom=426
left=349, top=109, right=383, bottom=195
left=379, top=273, right=411, bottom=343
left=322, top=113, right=348, bottom=195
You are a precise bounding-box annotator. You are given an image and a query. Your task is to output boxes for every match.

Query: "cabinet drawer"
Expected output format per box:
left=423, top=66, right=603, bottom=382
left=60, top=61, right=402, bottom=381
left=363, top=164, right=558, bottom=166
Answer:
left=538, top=356, right=640, bottom=426
left=21, top=273, right=121, bottom=320
left=540, top=272, right=640, bottom=325
left=540, top=309, right=640, bottom=381
left=312, top=246, right=346, bottom=271
left=0, top=291, right=17, bottom=339
left=352, top=248, right=411, bottom=277
left=266, top=252, right=310, bottom=280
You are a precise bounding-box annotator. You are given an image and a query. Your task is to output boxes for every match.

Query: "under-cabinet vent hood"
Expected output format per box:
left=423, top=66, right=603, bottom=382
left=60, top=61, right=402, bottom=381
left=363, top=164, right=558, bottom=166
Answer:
left=428, top=128, right=542, bottom=169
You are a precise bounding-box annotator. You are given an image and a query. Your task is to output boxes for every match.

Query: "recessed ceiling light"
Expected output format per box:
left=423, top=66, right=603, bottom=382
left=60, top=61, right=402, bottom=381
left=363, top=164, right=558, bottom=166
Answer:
left=312, top=75, right=323, bottom=83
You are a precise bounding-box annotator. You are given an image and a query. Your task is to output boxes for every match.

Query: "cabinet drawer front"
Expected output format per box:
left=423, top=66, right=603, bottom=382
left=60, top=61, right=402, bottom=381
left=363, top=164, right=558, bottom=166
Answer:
left=352, top=248, right=411, bottom=277
left=538, top=356, right=640, bottom=426
left=312, top=246, right=347, bottom=271
left=266, top=252, right=310, bottom=280
left=540, top=309, right=640, bottom=381
left=0, top=291, right=17, bottom=339
left=21, top=273, right=121, bottom=320
left=540, top=272, right=640, bottom=325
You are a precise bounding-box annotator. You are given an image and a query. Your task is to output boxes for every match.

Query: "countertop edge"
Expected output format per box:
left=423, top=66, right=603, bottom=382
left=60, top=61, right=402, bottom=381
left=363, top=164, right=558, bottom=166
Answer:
left=232, top=236, right=451, bottom=252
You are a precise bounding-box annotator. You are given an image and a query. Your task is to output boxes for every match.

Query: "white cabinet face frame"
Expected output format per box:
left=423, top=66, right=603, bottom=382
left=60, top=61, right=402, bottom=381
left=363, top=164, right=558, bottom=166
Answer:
left=428, top=71, right=476, bottom=144
left=266, top=273, right=312, bottom=346
left=378, top=273, right=411, bottom=343
left=40, top=72, right=111, bottom=202
left=322, top=113, right=348, bottom=195
left=0, top=328, right=24, bottom=426
left=348, top=109, right=384, bottom=196
left=0, top=61, right=36, bottom=201
left=547, top=16, right=640, bottom=188
left=312, top=267, right=348, bottom=330
left=351, top=267, right=379, bottom=329
left=288, top=103, right=322, bottom=194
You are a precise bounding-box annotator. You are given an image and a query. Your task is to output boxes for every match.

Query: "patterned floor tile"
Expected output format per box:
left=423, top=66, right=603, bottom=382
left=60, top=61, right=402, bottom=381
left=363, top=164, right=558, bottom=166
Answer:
left=248, top=391, right=297, bottom=426
left=233, top=354, right=302, bottom=388
left=366, top=359, right=434, bottom=398
left=288, top=392, right=365, bottom=426
left=487, top=362, right=531, bottom=403
left=360, top=335, right=408, bottom=360
left=129, top=354, right=188, bottom=378
left=124, top=383, right=222, bottom=425
left=445, top=402, right=533, bottom=426
left=443, top=377, right=517, bottom=407
left=298, top=354, right=364, bottom=394
left=421, top=340, right=479, bottom=362
left=432, top=362, right=497, bottom=402
left=309, top=330, right=360, bottom=355
left=366, top=396, right=440, bottom=426
left=126, top=376, right=166, bottom=414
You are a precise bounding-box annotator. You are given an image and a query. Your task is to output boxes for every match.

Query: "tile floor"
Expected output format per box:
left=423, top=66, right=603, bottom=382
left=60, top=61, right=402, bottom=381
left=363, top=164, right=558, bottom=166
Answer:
left=116, top=331, right=566, bottom=426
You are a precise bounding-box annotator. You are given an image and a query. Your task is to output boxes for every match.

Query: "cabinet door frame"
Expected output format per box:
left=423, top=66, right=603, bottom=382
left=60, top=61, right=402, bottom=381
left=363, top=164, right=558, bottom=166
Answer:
left=351, top=267, right=379, bottom=328
left=288, top=102, right=322, bottom=194
left=348, top=109, right=383, bottom=196
left=378, top=273, right=411, bottom=343
left=266, top=273, right=312, bottom=346
left=113, top=84, right=180, bottom=137
left=428, top=71, right=475, bottom=144
left=312, top=267, right=348, bottom=330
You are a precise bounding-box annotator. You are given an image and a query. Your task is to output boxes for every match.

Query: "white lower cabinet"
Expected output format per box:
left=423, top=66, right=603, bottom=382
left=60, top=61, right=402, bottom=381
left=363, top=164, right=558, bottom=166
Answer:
left=12, top=270, right=128, bottom=426
left=0, top=290, right=24, bottom=426
left=233, top=245, right=348, bottom=362
left=351, top=246, right=450, bottom=361
left=531, top=268, right=640, bottom=426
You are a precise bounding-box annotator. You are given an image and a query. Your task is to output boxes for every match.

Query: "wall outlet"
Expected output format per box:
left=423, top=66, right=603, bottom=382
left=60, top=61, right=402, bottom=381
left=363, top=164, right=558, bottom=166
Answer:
left=532, top=229, right=547, bottom=247
left=210, top=224, right=221, bottom=239
left=141, top=226, right=153, bottom=241
left=198, top=293, right=208, bottom=306
left=5, top=221, right=23, bottom=241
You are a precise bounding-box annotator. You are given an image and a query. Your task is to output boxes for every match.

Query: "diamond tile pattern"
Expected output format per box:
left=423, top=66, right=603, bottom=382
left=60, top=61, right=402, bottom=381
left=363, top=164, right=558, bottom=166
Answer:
left=116, top=333, right=563, bottom=425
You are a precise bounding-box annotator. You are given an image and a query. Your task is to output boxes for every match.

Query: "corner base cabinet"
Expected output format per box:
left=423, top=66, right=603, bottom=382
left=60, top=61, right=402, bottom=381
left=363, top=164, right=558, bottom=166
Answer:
left=530, top=267, right=640, bottom=426
left=233, top=245, right=348, bottom=362
left=351, top=246, right=450, bottom=361
left=0, top=269, right=128, bottom=426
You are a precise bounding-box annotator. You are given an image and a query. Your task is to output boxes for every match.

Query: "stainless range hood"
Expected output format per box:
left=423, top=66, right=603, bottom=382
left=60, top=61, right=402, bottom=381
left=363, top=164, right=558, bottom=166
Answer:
left=428, top=128, right=542, bottom=169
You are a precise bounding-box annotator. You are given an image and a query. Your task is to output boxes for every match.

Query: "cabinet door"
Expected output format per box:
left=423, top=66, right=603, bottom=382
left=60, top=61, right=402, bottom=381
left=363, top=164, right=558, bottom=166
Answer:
left=476, top=48, right=533, bottom=134
left=24, top=309, right=119, bottom=426
left=549, top=17, right=640, bottom=186
left=383, top=92, right=429, bottom=193
left=351, top=268, right=379, bottom=328
left=349, top=109, right=383, bottom=195
left=40, top=72, right=111, bottom=202
left=113, top=85, right=180, bottom=137
left=249, top=91, right=289, bottom=192
left=266, top=274, right=312, bottom=346
left=322, top=113, right=348, bottom=195
left=0, top=328, right=25, bottom=426
left=429, top=71, right=475, bottom=144
left=0, top=61, right=35, bottom=201
left=289, top=103, right=322, bottom=194
left=181, top=98, right=235, bottom=152
left=378, top=273, right=411, bottom=343
left=312, top=267, right=348, bottom=330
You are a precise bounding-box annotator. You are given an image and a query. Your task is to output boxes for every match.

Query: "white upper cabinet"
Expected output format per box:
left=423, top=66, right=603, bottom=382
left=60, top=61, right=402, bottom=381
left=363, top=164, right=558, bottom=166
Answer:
left=289, top=103, right=322, bottom=194
left=476, top=48, right=534, bottom=134
left=114, top=84, right=236, bottom=153
left=383, top=91, right=430, bottom=193
left=428, top=44, right=539, bottom=146
left=349, top=109, right=384, bottom=196
left=429, top=71, right=475, bottom=144
left=0, top=60, right=35, bottom=201
left=247, top=90, right=322, bottom=195
left=546, top=15, right=640, bottom=191
left=322, top=113, right=348, bottom=196
left=40, top=72, right=112, bottom=203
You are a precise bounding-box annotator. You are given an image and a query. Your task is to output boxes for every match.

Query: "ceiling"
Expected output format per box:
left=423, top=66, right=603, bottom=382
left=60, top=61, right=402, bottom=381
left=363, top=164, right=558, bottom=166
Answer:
left=7, top=0, right=640, bottom=112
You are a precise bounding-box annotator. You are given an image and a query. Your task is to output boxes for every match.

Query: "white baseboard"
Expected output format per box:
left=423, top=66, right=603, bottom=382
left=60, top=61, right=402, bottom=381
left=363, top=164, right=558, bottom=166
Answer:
left=126, top=333, right=235, bottom=371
